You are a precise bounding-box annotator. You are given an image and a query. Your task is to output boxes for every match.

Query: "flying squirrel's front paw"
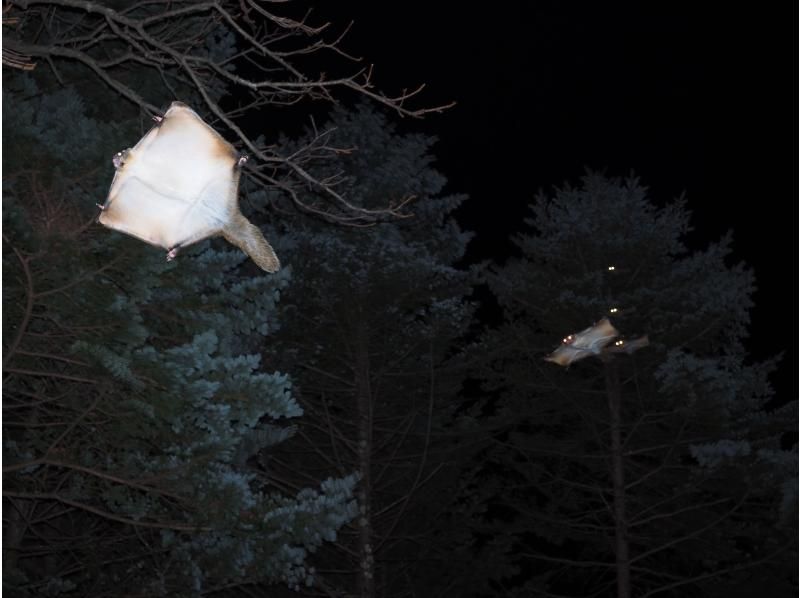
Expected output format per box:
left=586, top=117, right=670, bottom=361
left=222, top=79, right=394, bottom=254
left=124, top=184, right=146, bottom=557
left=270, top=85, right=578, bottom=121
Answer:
left=112, top=149, right=130, bottom=170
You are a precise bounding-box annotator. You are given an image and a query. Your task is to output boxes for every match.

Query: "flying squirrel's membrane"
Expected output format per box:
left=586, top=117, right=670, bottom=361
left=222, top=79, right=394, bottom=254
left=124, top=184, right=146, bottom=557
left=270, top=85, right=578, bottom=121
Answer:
left=98, top=101, right=279, bottom=272
left=545, top=318, right=620, bottom=366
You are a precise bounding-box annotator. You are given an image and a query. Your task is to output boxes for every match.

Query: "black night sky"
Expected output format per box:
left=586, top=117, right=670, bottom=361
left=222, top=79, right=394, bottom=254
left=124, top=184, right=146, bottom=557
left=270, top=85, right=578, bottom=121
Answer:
left=324, top=2, right=796, bottom=399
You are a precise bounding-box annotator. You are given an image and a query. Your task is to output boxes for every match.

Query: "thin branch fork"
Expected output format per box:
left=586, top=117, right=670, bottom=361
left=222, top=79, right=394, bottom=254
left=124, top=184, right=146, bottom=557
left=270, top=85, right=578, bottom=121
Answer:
left=5, top=0, right=453, bottom=225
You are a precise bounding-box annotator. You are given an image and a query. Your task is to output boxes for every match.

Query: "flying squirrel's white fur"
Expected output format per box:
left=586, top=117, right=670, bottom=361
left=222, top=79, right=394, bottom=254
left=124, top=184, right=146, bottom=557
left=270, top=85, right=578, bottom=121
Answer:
left=99, top=101, right=279, bottom=272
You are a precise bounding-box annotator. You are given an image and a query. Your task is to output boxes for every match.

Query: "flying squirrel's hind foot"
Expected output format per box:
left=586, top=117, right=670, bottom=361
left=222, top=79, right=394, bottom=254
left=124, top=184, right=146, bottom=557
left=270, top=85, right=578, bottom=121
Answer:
left=166, top=247, right=179, bottom=262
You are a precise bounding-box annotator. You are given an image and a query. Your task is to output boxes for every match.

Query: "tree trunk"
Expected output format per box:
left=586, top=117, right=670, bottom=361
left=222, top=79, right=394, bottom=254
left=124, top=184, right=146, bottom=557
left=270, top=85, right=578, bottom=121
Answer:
left=355, top=320, right=375, bottom=598
left=604, top=357, right=631, bottom=598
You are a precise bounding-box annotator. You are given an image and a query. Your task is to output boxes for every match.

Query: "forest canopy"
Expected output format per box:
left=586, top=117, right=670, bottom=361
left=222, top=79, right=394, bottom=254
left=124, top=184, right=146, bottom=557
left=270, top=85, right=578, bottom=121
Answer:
left=2, top=2, right=796, bottom=597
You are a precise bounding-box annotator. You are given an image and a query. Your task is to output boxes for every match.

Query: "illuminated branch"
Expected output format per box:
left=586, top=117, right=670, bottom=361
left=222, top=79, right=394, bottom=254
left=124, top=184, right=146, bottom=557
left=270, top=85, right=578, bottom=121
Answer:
left=5, top=0, right=454, bottom=224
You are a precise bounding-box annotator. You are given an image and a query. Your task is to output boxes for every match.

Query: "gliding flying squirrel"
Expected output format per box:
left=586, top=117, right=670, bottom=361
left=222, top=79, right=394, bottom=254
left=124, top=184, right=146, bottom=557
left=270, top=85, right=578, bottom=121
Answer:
left=98, top=101, right=280, bottom=272
left=545, top=318, right=619, bottom=366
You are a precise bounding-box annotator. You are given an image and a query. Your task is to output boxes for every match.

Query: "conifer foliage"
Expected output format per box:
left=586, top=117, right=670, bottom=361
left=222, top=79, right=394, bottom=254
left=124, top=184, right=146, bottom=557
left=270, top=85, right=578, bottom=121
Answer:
left=259, top=105, right=477, bottom=597
left=3, top=2, right=795, bottom=595
left=2, top=0, right=457, bottom=593
left=3, top=74, right=361, bottom=595
left=476, top=173, right=796, bottom=597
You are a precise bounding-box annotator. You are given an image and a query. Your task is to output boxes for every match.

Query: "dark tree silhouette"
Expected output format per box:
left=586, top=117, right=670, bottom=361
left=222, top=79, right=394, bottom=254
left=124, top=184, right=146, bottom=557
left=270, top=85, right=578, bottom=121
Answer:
left=261, top=105, right=477, bottom=597
left=471, top=173, right=796, bottom=597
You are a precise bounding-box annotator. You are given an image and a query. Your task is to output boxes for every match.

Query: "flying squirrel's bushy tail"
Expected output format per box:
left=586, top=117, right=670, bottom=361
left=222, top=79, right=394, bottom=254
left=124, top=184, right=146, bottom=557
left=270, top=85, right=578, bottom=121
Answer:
left=222, top=213, right=280, bottom=273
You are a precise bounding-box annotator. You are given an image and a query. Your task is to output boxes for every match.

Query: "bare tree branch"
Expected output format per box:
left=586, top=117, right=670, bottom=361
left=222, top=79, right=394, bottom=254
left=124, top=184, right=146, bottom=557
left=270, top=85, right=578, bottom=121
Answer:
left=5, top=0, right=454, bottom=224
left=3, top=491, right=211, bottom=531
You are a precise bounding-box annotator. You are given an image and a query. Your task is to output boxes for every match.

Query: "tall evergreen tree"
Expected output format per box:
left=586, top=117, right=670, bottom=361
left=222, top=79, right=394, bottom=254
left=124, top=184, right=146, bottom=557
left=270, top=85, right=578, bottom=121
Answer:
left=3, top=0, right=456, bottom=596
left=473, top=173, right=796, bottom=597
left=254, top=105, right=477, bottom=597
left=3, top=69, right=361, bottom=596
left=2, top=1, right=448, bottom=592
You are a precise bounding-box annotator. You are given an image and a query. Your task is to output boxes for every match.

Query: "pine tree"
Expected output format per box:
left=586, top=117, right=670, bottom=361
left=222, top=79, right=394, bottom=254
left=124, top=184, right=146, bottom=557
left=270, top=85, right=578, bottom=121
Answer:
left=2, top=31, right=362, bottom=598
left=251, top=104, right=477, bottom=597
left=4, top=1, right=455, bottom=592
left=473, top=173, right=796, bottom=597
